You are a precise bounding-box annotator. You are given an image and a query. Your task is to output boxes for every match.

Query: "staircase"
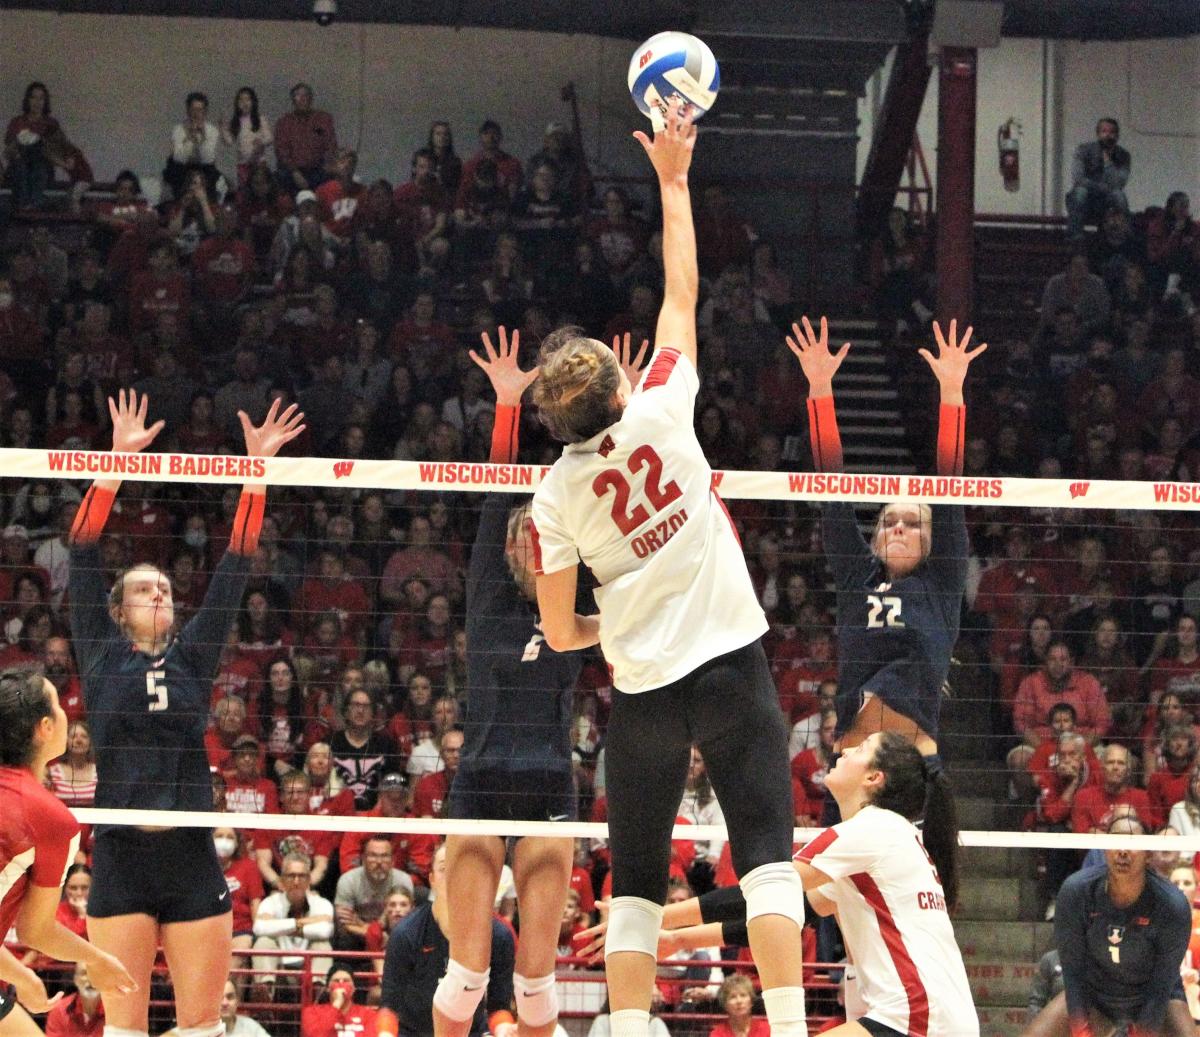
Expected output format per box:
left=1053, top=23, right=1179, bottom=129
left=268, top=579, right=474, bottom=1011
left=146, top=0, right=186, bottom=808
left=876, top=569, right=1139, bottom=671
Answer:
left=826, top=317, right=916, bottom=475
left=975, top=219, right=1075, bottom=341
left=941, top=693, right=1049, bottom=1037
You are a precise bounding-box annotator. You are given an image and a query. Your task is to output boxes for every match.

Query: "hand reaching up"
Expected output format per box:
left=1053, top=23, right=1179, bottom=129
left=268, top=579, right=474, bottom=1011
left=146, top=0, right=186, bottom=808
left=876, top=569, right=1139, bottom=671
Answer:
left=632, top=98, right=697, bottom=185
left=108, top=389, right=165, bottom=454
left=240, top=398, right=306, bottom=458
left=612, top=332, right=650, bottom=389
left=785, top=316, right=851, bottom=397
left=918, top=320, right=987, bottom=404
left=470, top=326, right=539, bottom=407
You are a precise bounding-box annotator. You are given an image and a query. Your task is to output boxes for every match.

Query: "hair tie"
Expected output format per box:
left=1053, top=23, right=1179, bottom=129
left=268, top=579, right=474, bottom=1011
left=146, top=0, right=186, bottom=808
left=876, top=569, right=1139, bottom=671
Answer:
left=922, top=753, right=945, bottom=780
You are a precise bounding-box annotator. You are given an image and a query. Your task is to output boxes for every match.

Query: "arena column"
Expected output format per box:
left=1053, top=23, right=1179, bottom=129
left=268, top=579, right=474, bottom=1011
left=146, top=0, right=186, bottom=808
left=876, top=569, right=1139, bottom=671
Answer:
left=935, top=46, right=977, bottom=326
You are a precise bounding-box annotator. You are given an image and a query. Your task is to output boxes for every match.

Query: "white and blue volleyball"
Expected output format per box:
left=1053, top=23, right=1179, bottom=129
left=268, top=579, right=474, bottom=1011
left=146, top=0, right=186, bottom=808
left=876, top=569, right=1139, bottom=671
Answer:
left=627, top=32, right=720, bottom=129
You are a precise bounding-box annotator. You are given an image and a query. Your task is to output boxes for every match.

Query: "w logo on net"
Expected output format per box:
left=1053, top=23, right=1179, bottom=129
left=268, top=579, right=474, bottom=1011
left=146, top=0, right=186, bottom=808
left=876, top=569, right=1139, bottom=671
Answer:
left=333, top=461, right=355, bottom=480
left=1068, top=482, right=1090, bottom=499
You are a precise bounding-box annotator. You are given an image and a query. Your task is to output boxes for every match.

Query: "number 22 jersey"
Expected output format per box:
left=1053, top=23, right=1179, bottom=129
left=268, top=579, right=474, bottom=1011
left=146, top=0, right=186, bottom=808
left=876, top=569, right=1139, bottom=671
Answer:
left=531, top=348, right=766, bottom=692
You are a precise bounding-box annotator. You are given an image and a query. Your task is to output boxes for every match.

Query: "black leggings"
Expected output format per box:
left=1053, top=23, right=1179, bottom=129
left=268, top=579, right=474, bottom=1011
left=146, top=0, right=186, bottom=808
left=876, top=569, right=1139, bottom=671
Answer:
left=605, top=640, right=796, bottom=902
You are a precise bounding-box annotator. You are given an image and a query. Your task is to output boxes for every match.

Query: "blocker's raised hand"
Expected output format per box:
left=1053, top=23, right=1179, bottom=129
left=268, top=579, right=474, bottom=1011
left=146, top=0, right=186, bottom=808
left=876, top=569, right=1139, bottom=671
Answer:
left=918, top=319, right=987, bottom=393
left=108, top=388, right=165, bottom=454
left=785, top=315, right=851, bottom=395
left=240, top=397, right=306, bottom=458
left=470, top=326, right=539, bottom=407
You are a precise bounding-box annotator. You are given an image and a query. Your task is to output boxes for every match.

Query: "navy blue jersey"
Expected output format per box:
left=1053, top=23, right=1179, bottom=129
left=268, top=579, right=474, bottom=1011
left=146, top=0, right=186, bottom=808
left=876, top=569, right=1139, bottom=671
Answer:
left=461, top=492, right=582, bottom=776
left=822, top=502, right=967, bottom=738
left=381, top=902, right=514, bottom=1037
left=68, top=543, right=249, bottom=822
left=1056, top=865, right=1191, bottom=1031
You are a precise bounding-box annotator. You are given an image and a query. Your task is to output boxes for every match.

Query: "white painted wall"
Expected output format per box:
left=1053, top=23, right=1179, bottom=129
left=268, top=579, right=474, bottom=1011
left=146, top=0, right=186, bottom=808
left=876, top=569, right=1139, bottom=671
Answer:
left=0, top=10, right=649, bottom=191
left=858, top=35, right=1200, bottom=215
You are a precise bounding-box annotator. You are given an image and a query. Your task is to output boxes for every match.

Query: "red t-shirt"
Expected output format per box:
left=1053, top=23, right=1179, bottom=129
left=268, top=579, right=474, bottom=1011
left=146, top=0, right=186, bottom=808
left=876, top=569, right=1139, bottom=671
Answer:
left=222, top=854, right=265, bottom=933
left=412, top=770, right=451, bottom=818
left=45, top=992, right=105, bottom=1037
left=225, top=777, right=281, bottom=815
left=1149, top=765, right=1192, bottom=827
left=301, top=1002, right=377, bottom=1037
left=569, top=865, right=596, bottom=915
left=254, top=824, right=338, bottom=872
left=128, top=270, right=190, bottom=333
left=1071, top=785, right=1155, bottom=834
left=790, top=749, right=829, bottom=819
left=192, top=235, right=256, bottom=302
left=316, top=180, right=365, bottom=239
left=0, top=767, right=81, bottom=937
left=295, top=577, right=371, bottom=640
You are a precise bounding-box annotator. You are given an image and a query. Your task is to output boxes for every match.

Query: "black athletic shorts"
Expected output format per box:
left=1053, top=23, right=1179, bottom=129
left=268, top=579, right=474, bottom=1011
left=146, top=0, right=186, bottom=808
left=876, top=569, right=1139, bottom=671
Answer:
left=447, top=766, right=577, bottom=824
left=858, top=1018, right=906, bottom=1037
left=89, top=826, right=231, bottom=923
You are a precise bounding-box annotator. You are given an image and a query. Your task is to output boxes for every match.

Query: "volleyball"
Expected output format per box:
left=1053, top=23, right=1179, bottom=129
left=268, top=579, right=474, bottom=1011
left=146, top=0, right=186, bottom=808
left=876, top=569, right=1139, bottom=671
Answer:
left=627, top=31, right=720, bottom=129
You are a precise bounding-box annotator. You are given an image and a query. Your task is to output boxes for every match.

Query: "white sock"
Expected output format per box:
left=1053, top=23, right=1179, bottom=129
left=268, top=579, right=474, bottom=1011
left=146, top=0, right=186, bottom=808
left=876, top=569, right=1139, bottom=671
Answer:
left=762, top=986, right=808, bottom=1037
left=609, top=1008, right=651, bottom=1037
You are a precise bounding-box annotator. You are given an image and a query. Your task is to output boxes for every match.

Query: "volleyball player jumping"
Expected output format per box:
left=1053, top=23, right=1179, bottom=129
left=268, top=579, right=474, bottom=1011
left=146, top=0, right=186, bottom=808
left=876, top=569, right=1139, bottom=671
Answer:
left=0, top=668, right=135, bottom=1037
left=529, top=100, right=810, bottom=1037
left=790, top=317, right=985, bottom=768
left=417, top=326, right=584, bottom=1037
left=68, top=390, right=303, bottom=1037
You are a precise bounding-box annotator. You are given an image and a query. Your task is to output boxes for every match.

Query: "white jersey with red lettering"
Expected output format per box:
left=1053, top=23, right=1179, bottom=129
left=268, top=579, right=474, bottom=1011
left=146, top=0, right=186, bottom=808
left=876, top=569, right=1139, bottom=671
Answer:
left=530, top=348, right=766, bottom=692
left=796, top=805, right=978, bottom=1037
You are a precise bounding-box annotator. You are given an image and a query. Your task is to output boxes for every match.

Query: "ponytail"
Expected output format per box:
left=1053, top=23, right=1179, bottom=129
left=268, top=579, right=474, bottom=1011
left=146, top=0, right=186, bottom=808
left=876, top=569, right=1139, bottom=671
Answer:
left=868, top=732, right=962, bottom=911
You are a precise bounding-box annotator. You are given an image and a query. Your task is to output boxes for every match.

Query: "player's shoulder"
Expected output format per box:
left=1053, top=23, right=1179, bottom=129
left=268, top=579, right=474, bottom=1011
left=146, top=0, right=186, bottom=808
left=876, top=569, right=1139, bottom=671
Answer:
left=0, top=767, right=77, bottom=837
left=1061, top=863, right=1106, bottom=897
left=636, top=347, right=694, bottom=390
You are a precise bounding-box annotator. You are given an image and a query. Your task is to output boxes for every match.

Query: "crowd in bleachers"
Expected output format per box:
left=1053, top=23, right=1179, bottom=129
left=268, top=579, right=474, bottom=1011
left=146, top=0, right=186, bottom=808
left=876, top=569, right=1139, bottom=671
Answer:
left=4, top=73, right=1200, bottom=1033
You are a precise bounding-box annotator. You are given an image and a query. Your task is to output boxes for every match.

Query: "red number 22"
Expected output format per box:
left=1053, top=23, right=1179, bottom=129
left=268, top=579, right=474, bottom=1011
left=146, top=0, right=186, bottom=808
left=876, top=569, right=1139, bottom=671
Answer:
left=592, top=444, right=682, bottom=536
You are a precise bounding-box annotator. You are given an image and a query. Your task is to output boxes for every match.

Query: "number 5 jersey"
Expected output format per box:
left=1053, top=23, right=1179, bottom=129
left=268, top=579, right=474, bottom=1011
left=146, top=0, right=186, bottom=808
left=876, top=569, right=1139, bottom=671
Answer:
left=531, top=348, right=766, bottom=693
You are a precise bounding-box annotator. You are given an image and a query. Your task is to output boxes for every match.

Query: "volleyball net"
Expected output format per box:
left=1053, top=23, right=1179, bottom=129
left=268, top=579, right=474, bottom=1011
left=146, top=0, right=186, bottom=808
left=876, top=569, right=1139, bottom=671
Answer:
left=9, top=447, right=1200, bottom=1035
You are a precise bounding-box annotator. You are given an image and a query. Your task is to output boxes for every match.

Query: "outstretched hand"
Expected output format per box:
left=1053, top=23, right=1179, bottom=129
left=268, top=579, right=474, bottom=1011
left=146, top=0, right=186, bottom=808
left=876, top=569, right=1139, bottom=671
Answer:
left=632, top=98, right=697, bottom=185
left=918, top=320, right=987, bottom=399
left=612, top=332, right=650, bottom=389
left=240, top=397, right=306, bottom=459
left=470, top=326, right=539, bottom=407
left=785, top=316, right=851, bottom=396
left=108, top=388, right=165, bottom=454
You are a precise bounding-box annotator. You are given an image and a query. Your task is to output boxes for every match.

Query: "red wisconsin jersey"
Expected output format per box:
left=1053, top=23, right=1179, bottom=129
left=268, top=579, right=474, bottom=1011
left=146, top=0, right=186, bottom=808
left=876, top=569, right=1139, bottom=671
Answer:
left=531, top=349, right=765, bottom=691
left=796, top=806, right=977, bottom=1037
left=0, top=766, right=81, bottom=937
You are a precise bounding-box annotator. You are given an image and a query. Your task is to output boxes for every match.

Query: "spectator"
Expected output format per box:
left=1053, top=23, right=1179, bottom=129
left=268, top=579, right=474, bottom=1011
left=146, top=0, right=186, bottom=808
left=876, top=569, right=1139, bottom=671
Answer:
left=392, top=596, right=454, bottom=687
left=587, top=187, right=648, bottom=284
left=256, top=771, right=336, bottom=891
left=316, top=148, right=363, bottom=242
left=694, top=184, right=755, bottom=278
left=330, top=688, right=398, bottom=809
left=426, top=120, right=462, bottom=197
left=260, top=658, right=306, bottom=776
left=379, top=513, right=456, bottom=603
left=1066, top=117, right=1131, bottom=239
left=304, top=741, right=354, bottom=813
left=1167, top=762, right=1200, bottom=837
left=404, top=695, right=458, bottom=780
left=1038, top=253, right=1111, bottom=338
left=206, top=695, right=251, bottom=773
left=457, top=119, right=523, bottom=207
left=867, top=206, right=932, bottom=332
left=678, top=747, right=726, bottom=888
left=587, top=991, right=672, bottom=1037
left=302, top=966, right=377, bottom=1037
left=275, top=83, right=337, bottom=193
left=1142, top=691, right=1199, bottom=782
left=1147, top=191, right=1199, bottom=301
left=167, top=167, right=218, bottom=257
left=214, top=826, right=264, bottom=992
left=790, top=707, right=835, bottom=827
left=251, top=853, right=335, bottom=1003
left=296, top=546, right=371, bottom=641
left=165, top=91, right=223, bottom=199
left=223, top=87, right=274, bottom=188
left=392, top=148, right=451, bottom=274
left=365, top=891, right=414, bottom=973
left=709, top=974, right=768, bottom=1037
left=0, top=269, right=47, bottom=392
left=46, top=719, right=96, bottom=807
left=1013, top=641, right=1111, bottom=744
left=342, top=319, right=393, bottom=417
left=1149, top=725, right=1198, bottom=825
left=452, top=158, right=510, bottom=255
left=127, top=239, right=189, bottom=335
left=214, top=347, right=272, bottom=440
left=1149, top=613, right=1200, bottom=706
left=4, top=81, right=59, bottom=210
left=45, top=962, right=105, bottom=1037
left=239, top=162, right=293, bottom=263
left=411, top=726, right=463, bottom=817
left=338, top=773, right=435, bottom=884
left=225, top=735, right=282, bottom=815
left=1088, top=206, right=1144, bottom=286
left=1071, top=743, right=1153, bottom=833
left=192, top=205, right=256, bottom=312
left=220, top=978, right=272, bottom=1037
left=1129, top=544, right=1184, bottom=667
left=788, top=678, right=838, bottom=757
left=134, top=351, right=199, bottom=433
left=334, top=834, right=416, bottom=951
left=43, top=632, right=84, bottom=721
left=268, top=189, right=326, bottom=276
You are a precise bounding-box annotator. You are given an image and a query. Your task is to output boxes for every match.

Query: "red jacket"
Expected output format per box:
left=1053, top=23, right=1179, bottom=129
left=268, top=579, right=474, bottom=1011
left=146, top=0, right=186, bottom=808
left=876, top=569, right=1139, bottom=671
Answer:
left=1071, top=785, right=1154, bottom=834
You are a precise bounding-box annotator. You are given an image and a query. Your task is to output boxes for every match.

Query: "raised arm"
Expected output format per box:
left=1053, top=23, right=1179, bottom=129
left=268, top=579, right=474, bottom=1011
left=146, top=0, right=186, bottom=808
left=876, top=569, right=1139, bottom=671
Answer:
left=469, top=326, right=538, bottom=466
left=633, top=100, right=698, bottom=368
left=918, top=319, right=986, bottom=477
left=787, top=316, right=851, bottom=473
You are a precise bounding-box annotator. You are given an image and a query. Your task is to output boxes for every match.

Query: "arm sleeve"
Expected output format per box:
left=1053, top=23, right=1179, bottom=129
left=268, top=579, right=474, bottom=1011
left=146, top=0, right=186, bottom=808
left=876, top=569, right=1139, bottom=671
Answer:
left=491, top=404, right=520, bottom=465
left=228, top=489, right=266, bottom=555
left=697, top=885, right=747, bottom=925
left=820, top=502, right=873, bottom=589
left=467, top=488, right=525, bottom=619
left=1054, top=876, right=1095, bottom=1035
left=67, top=543, right=119, bottom=677
left=1135, top=889, right=1192, bottom=1033
left=485, top=923, right=515, bottom=1015
left=175, top=549, right=251, bottom=690
left=806, top=395, right=843, bottom=473
left=936, top=403, right=966, bottom=477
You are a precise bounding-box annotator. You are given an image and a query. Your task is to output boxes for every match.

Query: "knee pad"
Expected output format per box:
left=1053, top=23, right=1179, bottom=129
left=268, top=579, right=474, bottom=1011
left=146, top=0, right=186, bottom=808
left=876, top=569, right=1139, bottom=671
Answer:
left=514, top=973, right=558, bottom=1028
left=432, top=959, right=490, bottom=1023
left=604, top=896, right=663, bottom=959
left=740, top=861, right=805, bottom=928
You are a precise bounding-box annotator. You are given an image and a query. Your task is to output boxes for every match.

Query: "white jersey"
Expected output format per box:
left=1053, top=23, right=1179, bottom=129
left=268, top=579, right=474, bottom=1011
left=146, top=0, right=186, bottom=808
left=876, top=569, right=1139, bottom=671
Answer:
left=531, top=349, right=766, bottom=692
left=796, top=806, right=978, bottom=1037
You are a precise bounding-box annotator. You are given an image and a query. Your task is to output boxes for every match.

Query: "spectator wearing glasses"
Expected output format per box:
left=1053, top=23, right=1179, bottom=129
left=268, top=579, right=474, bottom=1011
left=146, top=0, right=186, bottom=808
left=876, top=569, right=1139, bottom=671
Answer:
left=251, top=853, right=335, bottom=1004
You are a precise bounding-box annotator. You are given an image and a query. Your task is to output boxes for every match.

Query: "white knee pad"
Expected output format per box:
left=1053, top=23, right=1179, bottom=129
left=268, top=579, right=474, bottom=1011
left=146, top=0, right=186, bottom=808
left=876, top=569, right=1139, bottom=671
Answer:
left=432, top=959, right=490, bottom=1022
left=514, top=972, right=558, bottom=1028
left=604, top=896, right=663, bottom=959
left=177, top=1026, right=223, bottom=1037
left=740, top=861, right=805, bottom=928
